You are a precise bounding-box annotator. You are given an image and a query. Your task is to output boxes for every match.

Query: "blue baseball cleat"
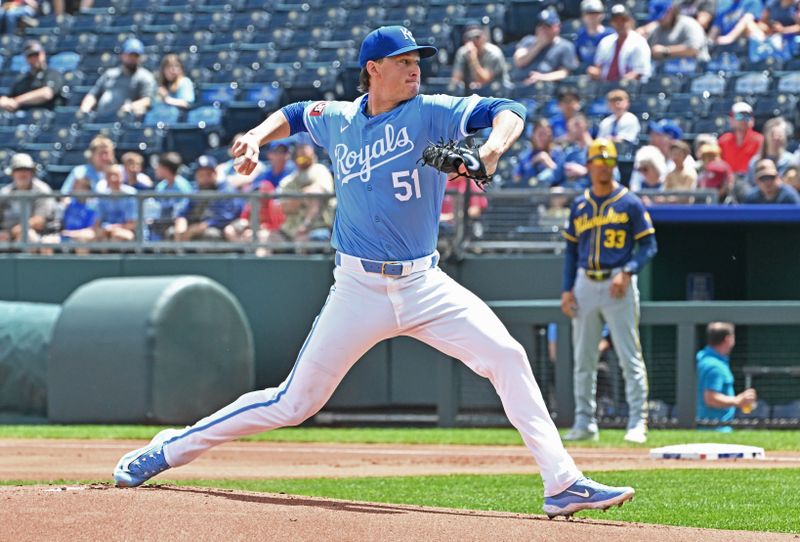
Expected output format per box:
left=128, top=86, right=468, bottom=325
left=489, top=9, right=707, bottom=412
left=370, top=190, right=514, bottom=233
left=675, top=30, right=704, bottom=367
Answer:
left=543, top=477, right=635, bottom=519
left=113, top=429, right=179, bottom=487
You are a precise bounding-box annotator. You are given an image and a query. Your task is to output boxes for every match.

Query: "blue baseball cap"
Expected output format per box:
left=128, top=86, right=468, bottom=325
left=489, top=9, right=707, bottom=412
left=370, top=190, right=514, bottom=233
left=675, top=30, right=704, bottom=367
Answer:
left=649, top=0, right=674, bottom=22
left=537, top=8, right=561, bottom=26
left=358, top=26, right=437, bottom=68
left=649, top=119, right=683, bottom=140
left=195, top=155, right=218, bottom=170
left=121, top=38, right=145, bottom=55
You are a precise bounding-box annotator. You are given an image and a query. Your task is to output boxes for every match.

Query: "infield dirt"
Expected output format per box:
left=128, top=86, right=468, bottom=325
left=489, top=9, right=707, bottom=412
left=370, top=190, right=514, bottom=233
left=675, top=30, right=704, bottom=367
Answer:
left=2, top=439, right=798, bottom=541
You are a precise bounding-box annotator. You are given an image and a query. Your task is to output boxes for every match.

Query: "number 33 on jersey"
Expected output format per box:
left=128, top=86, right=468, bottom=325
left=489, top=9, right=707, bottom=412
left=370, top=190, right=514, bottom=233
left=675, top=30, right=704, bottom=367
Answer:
left=563, top=186, right=655, bottom=270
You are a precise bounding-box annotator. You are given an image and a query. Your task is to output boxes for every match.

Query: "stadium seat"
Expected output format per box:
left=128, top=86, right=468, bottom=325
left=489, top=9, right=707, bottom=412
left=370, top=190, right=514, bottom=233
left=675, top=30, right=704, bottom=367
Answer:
left=116, top=127, right=164, bottom=155
left=690, top=73, right=727, bottom=96
left=143, top=104, right=183, bottom=127
left=777, top=72, right=800, bottom=94
left=691, top=115, right=728, bottom=136
left=772, top=400, right=800, bottom=419
left=734, top=72, right=771, bottom=96
left=197, top=83, right=238, bottom=106
left=705, top=52, right=741, bottom=74
left=49, top=52, right=81, bottom=73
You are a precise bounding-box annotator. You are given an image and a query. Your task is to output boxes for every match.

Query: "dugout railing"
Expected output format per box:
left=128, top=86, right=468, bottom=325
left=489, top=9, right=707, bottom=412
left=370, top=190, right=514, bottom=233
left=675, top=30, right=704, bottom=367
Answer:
left=484, top=300, right=800, bottom=429
left=0, top=188, right=717, bottom=254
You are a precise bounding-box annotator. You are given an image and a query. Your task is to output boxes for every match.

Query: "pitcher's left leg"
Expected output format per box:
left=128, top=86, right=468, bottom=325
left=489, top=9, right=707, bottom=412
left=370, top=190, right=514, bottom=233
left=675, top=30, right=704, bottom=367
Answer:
left=602, top=276, right=649, bottom=434
left=401, top=270, right=581, bottom=497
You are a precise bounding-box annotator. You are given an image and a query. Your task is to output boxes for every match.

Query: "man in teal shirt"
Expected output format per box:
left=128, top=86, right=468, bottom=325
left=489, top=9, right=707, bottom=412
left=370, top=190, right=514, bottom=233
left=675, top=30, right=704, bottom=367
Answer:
left=696, top=322, right=757, bottom=431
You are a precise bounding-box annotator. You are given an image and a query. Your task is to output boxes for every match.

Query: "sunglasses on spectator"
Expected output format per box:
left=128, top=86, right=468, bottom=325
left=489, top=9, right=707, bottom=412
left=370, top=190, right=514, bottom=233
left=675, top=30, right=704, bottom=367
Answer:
left=757, top=174, right=777, bottom=182
left=588, top=155, right=617, bottom=167
left=733, top=112, right=752, bottom=121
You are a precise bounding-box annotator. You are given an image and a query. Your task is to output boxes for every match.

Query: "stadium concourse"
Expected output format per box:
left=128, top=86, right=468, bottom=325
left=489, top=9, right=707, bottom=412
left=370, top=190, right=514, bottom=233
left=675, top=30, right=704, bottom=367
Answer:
left=0, top=0, right=797, bottom=248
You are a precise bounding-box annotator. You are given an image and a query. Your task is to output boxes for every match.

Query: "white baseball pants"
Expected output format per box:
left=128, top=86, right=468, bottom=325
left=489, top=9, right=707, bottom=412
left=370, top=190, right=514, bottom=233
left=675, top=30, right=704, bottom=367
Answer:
left=162, top=257, right=582, bottom=496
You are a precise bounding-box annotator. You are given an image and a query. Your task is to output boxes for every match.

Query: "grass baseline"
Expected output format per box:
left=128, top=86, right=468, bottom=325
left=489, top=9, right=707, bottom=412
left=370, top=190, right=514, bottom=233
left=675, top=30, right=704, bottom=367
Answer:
left=2, top=469, right=798, bottom=534
left=0, top=425, right=799, bottom=451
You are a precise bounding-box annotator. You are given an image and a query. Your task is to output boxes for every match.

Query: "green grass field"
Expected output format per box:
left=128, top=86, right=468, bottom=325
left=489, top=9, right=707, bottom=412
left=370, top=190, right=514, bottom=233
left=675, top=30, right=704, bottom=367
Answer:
left=1, top=425, right=799, bottom=450
left=2, top=426, right=798, bottom=533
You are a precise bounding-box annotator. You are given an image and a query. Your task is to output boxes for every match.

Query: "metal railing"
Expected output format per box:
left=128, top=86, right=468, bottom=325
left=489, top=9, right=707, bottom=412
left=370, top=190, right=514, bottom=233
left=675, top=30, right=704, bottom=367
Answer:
left=0, top=188, right=720, bottom=255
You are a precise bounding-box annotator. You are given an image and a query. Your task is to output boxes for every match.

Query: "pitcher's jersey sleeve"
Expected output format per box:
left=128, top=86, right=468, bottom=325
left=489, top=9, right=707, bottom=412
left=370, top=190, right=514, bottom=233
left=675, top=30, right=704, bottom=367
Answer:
left=301, top=100, right=345, bottom=149
left=422, top=94, right=483, bottom=141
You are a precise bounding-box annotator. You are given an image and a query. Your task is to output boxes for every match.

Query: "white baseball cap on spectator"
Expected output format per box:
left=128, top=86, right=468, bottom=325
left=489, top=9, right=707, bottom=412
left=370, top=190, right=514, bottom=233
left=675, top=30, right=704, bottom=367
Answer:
left=581, top=0, right=604, bottom=13
left=731, top=102, right=753, bottom=115
left=10, top=153, right=35, bottom=170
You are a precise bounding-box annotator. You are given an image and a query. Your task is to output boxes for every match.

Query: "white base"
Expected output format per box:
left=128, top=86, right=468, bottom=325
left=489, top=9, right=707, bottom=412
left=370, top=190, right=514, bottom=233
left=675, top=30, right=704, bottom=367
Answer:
left=650, top=443, right=765, bottom=460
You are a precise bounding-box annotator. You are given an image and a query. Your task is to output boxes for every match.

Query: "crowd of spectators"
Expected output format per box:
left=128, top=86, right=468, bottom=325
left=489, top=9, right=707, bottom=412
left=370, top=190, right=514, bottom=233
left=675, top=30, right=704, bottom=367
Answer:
left=2, top=0, right=800, bottom=250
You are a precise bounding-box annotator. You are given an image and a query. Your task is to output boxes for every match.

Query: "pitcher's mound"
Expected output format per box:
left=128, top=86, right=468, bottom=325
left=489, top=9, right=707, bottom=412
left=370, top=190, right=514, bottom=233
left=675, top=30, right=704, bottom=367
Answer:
left=0, top=484, right=789, bottom=542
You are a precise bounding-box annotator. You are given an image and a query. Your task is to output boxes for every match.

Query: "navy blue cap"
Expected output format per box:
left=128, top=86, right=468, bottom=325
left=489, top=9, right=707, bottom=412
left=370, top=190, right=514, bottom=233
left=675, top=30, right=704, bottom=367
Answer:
left=122, top=38, right=145, bottom=55
left=358, top=26, right=438, bottom=68
left=538, top=8, right=561, bottom=26
left=649, top=119, right=683, bottom=140
left=649, top=0, right=673, bottom=22
left=195, top=155, right=218, bottom=170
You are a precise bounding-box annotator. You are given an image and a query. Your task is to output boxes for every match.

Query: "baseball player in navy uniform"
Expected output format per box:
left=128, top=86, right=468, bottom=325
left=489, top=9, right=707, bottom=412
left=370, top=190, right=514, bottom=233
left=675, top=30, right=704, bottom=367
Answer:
left=114, top=27, right=634, bottom=518
left=561, top=138, right=658, bottom=444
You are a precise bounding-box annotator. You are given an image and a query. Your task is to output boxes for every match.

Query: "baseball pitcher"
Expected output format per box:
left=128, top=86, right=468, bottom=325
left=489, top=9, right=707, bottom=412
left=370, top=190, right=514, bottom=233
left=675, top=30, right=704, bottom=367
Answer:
left=561, top=138, right=658, bottom=444
left=114, top=27, right=635, bottom=518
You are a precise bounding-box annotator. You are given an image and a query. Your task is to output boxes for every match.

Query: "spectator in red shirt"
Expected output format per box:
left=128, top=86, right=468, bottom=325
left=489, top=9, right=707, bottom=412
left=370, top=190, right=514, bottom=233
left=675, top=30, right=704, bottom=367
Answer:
left=223, top=181, right=286, bottom=255
left=440, top=175, right=488, bottom=230
left=718, top=102, right=764, bottom=174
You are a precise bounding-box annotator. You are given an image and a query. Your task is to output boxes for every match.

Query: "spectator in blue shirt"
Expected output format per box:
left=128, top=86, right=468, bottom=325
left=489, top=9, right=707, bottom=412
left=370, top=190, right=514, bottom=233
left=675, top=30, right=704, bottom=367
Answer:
left=157, top=54, right=195, bottom=110
left=697, top=322, right=757, bottom=431
left=548, top=87, right=582, bottom=142
left=255, top=141, right=296, bottom=189
left=59, top=176, right=97, bottom=243
left=172, top=155, right=241, bottom=241
left=97, top=164, right=138, bottom=241
left=743, top=158, right=800, bottom=203
left=512, top=118, right=564, bottom=187
left=710, top=0, right=765, bottom=46
left=575, top=0, right=614, bottom=63
left=148, top=152, right=194, bottom=240
left=61, top=135, right=117, bottom=194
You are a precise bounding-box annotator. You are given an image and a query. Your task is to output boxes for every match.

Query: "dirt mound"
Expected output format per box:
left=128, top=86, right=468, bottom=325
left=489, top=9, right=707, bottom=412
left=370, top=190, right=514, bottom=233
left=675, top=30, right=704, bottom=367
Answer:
left=1, top=484, right=793, bottom=542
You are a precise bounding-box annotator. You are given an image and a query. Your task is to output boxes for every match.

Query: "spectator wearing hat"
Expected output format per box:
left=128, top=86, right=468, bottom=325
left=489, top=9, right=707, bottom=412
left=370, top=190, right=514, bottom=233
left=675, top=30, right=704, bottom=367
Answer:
left=549, top=87, right=582, bottom=142
left=80, top=37, right=157, bottom=119
left=255, top=141, right=296, bottom=189
left=589, top=4, right=652, bottom=81
left=743, top=158, right=800, bottom=203
left=642, top=120, right=698, bottom=183
left=276, top=144, right=336, bottom=245
left=665, top=140, right=698, bottom=191
left=596, top=89, right=641, bottom=145
left=60, top=134, right=116, bottom=194
left=576, top=0, right=615, bottom=63
left=96, top=164, right=138, bottom=242
left=172, top=156, right=241, bottom=241
left=719, top=102, right=764, bottom=174
left=0, top=40, right=64, bottom=112
left=512, top=8, right=579, bottom=85
left=0, top=0, right=37, bottom=34
left=0, top=153, right=55, bottom=242
left=698, top=153, right=735, bottom=202
left=747, top=116, right=797, bottom=185
left=451, top=25, right=510, bottom=92
left=647, top=1, right=710, bottom=63
left=709, top=0, right=765, bottom=46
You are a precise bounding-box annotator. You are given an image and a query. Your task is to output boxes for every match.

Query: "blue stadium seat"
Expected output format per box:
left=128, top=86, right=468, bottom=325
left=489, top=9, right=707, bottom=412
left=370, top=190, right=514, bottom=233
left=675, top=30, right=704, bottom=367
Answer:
left=777, top=72, right=800, bottom=94
left=55, top=33, right=98, bottom=55
left=734, top=72, right=771, bottom=96
left=7, top=54, right=29, bottom=74
left=705, top=52, right=741, bottom=74
left=116, top=126, right=164, bottom=155
left=666, top=95, right=706, bottom=118
left=691, top=115, right=728, bottom=136
left=49, top=52, right=81, bottom=73
left=772, top=400, right=800, bottom=419
left=753, top=94, right=794, bottom=120
left=187, top=105, right=223, bottom=126
left=690, top=73, right=728, bottom=96
left=197, top=83, right=237, bottom=106
left=143, top=104, right=183, bottom=127
left=108, top=12, right=153, bottom=32
left=45, top=164, right=73, bottom=189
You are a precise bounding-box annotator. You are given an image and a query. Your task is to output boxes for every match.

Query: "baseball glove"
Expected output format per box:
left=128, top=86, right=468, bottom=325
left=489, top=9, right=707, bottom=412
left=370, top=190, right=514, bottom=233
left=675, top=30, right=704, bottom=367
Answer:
left=418, top=140, right=493, bottom=191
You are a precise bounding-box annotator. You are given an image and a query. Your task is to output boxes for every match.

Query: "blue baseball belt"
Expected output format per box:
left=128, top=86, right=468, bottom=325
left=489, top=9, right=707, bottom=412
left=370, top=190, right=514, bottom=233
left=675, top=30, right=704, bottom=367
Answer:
left=335, top=251, right=440, bottom=277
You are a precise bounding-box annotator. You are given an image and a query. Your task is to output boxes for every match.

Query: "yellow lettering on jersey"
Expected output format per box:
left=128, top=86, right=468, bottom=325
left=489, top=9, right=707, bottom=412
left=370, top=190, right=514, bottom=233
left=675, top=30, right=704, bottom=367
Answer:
left=573, top=209, right=630, bottom=236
